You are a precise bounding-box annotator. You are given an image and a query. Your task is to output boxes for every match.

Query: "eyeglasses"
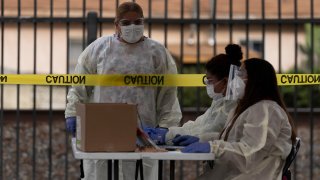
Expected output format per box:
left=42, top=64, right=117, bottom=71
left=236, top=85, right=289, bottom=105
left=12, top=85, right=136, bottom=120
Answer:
left=203, top=76, right=223, bottom=86
left=203, top=76, right=214, bottom=85
left=118, top=18, right=144, bottom=26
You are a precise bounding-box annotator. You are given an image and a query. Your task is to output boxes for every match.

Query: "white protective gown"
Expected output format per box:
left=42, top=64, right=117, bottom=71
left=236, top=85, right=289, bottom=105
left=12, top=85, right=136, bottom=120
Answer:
left=65, top=35, right=182, bottom=180
left=166, top=98, right=237, bottom=143
left=198, top=100, right=292, bottom=180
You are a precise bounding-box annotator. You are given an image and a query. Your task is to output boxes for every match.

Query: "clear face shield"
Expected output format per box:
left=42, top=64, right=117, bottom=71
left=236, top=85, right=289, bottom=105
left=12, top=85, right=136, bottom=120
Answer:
left=225, top=64, right=247, bottom=100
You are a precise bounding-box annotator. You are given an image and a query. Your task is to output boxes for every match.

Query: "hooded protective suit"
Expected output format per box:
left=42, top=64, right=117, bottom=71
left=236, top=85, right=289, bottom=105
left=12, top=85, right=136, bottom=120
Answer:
left=166, top=98, right=237, bottom=144
left=65, top=35, right=182, bottom=180
left=198, top=100, right=292, bottom=180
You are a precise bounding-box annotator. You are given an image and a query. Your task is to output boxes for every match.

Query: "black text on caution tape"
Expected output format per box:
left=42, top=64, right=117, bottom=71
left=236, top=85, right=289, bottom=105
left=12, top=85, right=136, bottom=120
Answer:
left=124, top=75, right=164, bottom=86
left=45, top=75, right=86, bottom=85
left=0, top=75, right=8, bottom=83
left=280, top=74, right=320, bottom=85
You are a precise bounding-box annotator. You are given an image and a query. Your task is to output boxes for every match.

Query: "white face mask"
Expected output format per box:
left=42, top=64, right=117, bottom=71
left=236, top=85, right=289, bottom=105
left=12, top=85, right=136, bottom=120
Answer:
left=231, top=75, right=246, bottom=99
left=206, top=80, right=224, bottom=100
left=120, top=24, right=144, bottom=43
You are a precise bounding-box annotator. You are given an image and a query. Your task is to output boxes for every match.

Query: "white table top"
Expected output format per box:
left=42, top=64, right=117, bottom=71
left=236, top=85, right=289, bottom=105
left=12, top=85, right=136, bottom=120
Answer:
left=72, top=138, right=215, bottom=161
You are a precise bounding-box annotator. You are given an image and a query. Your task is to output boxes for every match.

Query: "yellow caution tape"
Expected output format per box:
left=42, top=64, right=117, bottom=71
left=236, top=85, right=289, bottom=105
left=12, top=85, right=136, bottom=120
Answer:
left=277, top=74, right=320, bottom=86
left=0, top=74, right=319, bottom=87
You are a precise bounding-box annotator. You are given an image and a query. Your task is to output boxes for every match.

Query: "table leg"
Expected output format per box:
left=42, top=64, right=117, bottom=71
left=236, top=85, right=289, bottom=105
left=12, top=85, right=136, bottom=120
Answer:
left=135, top=160, right=144, bottom=180
left=108, top=160, right=112, bottom=180
left=114, top=160, right=119, bottom=180
left=135, top=160, right=140, bottom=180
left=80, top=159, right=84, bottom=178
left=139, top=160, right=144, bottom=180
left=158, top=160, right=163, bottom=180
left=170, top=160, right=175, bottom=180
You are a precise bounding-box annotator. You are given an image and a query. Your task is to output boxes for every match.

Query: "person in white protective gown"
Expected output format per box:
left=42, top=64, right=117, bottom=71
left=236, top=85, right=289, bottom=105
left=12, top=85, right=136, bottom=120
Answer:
left=144, top=44, right=243, bottom=146
left=64, top=2, right=182, bottom=180
left=181, top=58, right=297, bottom=180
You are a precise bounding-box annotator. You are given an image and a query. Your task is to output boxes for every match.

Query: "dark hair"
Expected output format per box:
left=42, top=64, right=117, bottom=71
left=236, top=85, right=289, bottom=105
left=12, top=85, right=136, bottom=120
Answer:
left=115, top=2, right=144, bottom=23
left=223, top=58, right=297, bottom=143
left=205, top=44, right=243, bottom=80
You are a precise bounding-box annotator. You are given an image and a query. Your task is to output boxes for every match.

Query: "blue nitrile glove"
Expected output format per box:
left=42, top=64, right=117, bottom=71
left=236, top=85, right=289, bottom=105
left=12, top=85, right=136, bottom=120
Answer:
left=143, top=127, right=168, bottom=145
left=172, top=135, right=199, bottom=146
left=181, top=142, right=210, bottom=153
left=66, top=117, right=76, bottom=137
left=143, top=127, right=156, bottom=137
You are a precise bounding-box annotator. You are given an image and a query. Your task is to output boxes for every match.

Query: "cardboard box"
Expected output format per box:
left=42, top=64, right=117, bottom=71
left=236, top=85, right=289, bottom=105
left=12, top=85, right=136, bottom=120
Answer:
left=76, top=103, right=137, bottom=152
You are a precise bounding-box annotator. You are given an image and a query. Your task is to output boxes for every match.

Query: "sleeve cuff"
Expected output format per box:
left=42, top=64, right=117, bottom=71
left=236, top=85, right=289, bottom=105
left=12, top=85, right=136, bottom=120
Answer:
left=199, top=132, right=220, bottom=142
left=209, top=140, right=224, bottom=157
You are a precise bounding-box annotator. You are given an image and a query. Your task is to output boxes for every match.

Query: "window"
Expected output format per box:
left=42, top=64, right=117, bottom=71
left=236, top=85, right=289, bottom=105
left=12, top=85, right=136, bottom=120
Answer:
left=240, top=40, right=264, bottom=53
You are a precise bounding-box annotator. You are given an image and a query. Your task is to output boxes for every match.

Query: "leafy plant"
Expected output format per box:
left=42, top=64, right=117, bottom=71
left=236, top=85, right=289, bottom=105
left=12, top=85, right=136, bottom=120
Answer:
left=299, top=24, right=320, bottom=72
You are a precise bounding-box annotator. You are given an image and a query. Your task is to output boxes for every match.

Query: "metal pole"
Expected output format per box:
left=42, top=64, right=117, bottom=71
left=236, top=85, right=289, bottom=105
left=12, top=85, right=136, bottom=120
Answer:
left=0, top=0, right=5, bottom=178
left=48, top=1, right=54, bottom=179
left=87, top=12, right=98, bottom=45
left=293, top=0, right=298, bottom=178
left=278, top=0, right=282, bottom=73
left=32, top=0, right=38, bottom=179
left=99, top=0, right=103, bottom=37
left=261, top=0, right=265, bottom=59
left=15, top=0, right=21, bottom=179
left=309, top=0, right=314, bottom=179
left=82, top=0, right=87, bottom=50
left=148, top=0, right=152, bottom=37
left=179, top=1, right=185, bottom=179
left=164, top=0, right=168, bottom=47
left=229, top=0, right=233, bottom=43
left=245, top=0, right=249, bottom=59
left=64, top=0, right=70, bottom=179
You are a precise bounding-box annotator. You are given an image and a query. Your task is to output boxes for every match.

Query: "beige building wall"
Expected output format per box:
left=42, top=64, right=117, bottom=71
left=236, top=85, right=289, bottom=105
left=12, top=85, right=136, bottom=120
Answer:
left=264, top=29, right=306, bottom=71
left=2, top=24, right=66, bottom=74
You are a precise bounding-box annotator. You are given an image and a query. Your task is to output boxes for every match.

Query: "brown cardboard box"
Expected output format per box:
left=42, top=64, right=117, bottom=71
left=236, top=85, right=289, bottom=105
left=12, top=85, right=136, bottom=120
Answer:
left=75, top=103, right=137, bottom=152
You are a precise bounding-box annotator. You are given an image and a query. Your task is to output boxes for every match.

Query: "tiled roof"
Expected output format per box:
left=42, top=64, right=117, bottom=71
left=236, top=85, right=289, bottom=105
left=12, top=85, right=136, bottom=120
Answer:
left=2, top=0, right=319, bottom=18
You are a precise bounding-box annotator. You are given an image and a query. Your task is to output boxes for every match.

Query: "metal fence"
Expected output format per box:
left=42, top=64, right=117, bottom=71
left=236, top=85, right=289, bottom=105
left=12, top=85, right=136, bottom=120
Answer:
left=1, top=0, right=320, bottom=179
